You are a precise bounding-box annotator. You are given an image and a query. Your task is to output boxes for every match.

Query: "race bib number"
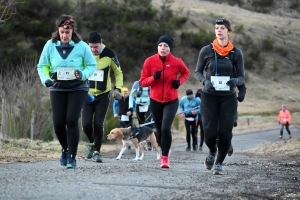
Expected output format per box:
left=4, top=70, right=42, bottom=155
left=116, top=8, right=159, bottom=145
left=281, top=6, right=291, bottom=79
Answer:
left=211, top=76, right=230, bottom=91
left=88, top=70, right=104, bottom=82
left=57, top=67, right=76, bottom=80
left=139, top=105, right=149, bottom=112
left=121, top=115, right=129, bottom=121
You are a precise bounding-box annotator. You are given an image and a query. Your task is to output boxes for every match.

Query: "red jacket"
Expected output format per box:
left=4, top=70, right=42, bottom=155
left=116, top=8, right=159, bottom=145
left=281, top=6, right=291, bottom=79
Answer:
left=140, top=53, right=190, bottom=103
left=278, top=110, right=292, bottom=124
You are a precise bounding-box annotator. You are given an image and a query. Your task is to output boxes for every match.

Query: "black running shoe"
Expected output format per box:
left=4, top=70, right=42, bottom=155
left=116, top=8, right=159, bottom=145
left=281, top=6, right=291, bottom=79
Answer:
left=213, top=163, right=223, bottom=175
left=60, top=148, right=68, bottom=166
left=227, top=145, right=233, bottom=156
left=204, top=153, right=216, bottom=170
left=185, top=147, right=191, bottom=151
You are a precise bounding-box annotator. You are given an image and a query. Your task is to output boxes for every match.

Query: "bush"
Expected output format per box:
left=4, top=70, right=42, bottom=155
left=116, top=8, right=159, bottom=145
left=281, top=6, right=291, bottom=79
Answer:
left=261, top=36, right=275, bottom=51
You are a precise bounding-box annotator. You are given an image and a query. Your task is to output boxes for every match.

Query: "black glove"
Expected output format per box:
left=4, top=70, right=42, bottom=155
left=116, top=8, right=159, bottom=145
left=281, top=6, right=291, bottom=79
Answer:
left=153, top=70, right=162, bottom=80
left=234, top=121, right=237, bottom=127
left=203, top=79, right=215, bottom=92
left=45, top=79, right=54, bottom=87
left=226, top=78, right=238, bottom=88
left=237, top=96, right=244, bottom=102
left=74, top=70, right=82, bottom=80
left=171, top=80, right=180, bottom=89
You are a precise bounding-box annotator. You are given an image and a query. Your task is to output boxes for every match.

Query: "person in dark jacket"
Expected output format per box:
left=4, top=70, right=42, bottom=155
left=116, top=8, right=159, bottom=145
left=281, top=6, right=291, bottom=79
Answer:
left=195, top=18, right=245, bottom=175
left=140, top=34, right=190, bottom=168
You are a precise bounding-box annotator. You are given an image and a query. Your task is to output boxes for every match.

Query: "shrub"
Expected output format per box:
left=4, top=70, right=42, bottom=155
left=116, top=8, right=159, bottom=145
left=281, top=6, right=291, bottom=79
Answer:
left=261, top=36, right=275, bottom=51
left=290, top=0, right=299, bottom=9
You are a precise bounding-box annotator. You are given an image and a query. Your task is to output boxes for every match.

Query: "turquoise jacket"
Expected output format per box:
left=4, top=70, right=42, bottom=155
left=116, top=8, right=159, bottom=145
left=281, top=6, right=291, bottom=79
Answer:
left=37, top=39, right=96, bottom=91
left=129, top=81, right=150, bottom=109
left=179, top=96, right=200, bottom=120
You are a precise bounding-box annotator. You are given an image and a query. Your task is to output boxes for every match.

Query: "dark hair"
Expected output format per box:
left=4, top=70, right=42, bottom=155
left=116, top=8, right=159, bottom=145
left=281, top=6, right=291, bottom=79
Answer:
left=51, top=14, right=82, bottom=43
left=215, top=18, right=232, bottom=32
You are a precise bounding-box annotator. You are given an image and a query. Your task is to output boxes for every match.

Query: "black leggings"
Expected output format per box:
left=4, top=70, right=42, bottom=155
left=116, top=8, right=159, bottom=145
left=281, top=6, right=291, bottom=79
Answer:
left=201, top=92, right=237, bottom=164
left=82, top=92, right=110, bottom=152
left=280, top=123, right=291, bottom=135
left=151, top=98, right=178, bottom=156
left=184, top=120, right=197, bottom=147
left=50, top=90, right=88, bottom=156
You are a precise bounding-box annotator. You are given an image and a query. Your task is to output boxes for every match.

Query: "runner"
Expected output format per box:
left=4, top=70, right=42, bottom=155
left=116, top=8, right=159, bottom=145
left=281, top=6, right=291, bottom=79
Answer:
left=195, top=18, right=245, bottom=175
left=278, top=104, right=292, bottom=139
left=140, top=34, right=190, bottom=168
left=37, top=15, right=97, bottom=168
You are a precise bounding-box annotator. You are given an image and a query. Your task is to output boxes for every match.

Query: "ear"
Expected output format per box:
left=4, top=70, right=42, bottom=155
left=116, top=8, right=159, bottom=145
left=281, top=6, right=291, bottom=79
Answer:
left=115, top=129, right=124, bottom=141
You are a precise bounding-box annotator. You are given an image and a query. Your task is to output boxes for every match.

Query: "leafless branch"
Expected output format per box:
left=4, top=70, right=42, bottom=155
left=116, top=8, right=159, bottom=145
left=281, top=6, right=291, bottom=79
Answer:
left=0, top=0, right=22, bottom=25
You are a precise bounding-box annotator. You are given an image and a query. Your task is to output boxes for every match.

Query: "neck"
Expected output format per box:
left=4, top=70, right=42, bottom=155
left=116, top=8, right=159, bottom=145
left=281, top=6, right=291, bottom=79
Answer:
left=217, top=38, right=228, bottom=47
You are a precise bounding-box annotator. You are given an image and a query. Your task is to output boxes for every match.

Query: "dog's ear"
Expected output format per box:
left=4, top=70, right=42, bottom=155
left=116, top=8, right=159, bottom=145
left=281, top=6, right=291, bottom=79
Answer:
left=115, top=129, right=124, bottom=141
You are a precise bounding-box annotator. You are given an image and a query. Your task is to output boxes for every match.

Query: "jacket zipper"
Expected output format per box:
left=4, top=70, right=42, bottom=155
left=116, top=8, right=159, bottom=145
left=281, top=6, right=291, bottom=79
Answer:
left=161, top=59, right=165, bottom=103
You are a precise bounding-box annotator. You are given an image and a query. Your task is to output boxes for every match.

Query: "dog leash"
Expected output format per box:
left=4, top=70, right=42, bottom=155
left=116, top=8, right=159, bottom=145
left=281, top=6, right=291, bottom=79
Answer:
left=176, top=105, right=200, bottom=116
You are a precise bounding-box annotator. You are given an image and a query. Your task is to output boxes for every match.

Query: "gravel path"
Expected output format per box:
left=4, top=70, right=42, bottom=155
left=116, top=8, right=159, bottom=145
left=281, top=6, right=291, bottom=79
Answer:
left=0, top=128, right=300, bottom=199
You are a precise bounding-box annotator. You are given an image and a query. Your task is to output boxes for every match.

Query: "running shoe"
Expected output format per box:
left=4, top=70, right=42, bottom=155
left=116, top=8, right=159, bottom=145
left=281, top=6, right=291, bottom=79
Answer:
left=67, top=154, right=76, bottom=169
left=227, top=145, right=233, bottom=156
left=86, top=143, right=94, bottom=159
left=213, top=163, right=223, bottom=175
left=278, top=136, right=282, bottom=139
left=289, top=134, right=292, bottom=139
left=160, top=156, right=170, bottom=168
left=92, top=151, right=103, bottom=163
left=60, top=148, right=68, bottom=166
left=193, top=145, right=197, bottom=151
left=185, top=147, right=191, bottom=151
left=204, top=153, right=216, bottom=170
left=199, top=146, right=202, bottom=151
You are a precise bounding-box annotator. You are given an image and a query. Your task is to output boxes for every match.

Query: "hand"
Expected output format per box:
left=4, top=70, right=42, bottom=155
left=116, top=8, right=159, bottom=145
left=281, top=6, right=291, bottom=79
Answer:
left=114, top=114, right=119, bottom=118
left=203, top=79, right=215, bottom=92
left=113, top=88, right=122, bottom=100
left=237, top=96, right=244, bottom=102
left=226, top=78, right=237, bottom=88
left=191, top=110, right=196, bottom=115
left=153, top=70, right=162, bottom=80
left=234, top=121, right=237, bottom=127
left=45, top=79, right=54, bottom=87
left=171, top=80, right=180, bottom=89
left=196, top=120, right=198, bottom=126
left=126, top=111, right=132, bottom=116
left=181, top=113, right=185, bottom=118
left=74, top=70, right=82, bottom=80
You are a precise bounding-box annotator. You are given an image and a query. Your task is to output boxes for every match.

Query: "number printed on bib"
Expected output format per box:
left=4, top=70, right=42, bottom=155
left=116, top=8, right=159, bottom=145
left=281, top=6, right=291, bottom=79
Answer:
left=88, top=70, right=104, bottom=82
left=211, top=76, right=230, bottom=91
left=121, top=115, right=129, bottom=121
left=57, top=67, right=76, bottom=80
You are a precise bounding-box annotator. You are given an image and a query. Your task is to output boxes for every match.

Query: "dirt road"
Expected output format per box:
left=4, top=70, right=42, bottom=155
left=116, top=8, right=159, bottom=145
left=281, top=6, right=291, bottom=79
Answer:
left=0, top=128, right=299, bottom=199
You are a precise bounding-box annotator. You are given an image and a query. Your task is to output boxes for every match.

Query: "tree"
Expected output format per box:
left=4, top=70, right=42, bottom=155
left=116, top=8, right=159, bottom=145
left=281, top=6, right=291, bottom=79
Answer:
left=0, top=0, right=21, bottom=25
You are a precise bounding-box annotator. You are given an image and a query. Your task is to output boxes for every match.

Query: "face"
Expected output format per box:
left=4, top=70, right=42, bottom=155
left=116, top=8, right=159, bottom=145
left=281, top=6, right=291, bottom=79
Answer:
left=122, top=92, right=129, bottom=98
left=58, top=27, right=73, bottom=43
left=215, top=25, right=230, bottom=40
left=187, top=94, right=193, bottom=99
left=157, top=42, right=170, bottom=57
left=89, top=43, right=102, bottom=55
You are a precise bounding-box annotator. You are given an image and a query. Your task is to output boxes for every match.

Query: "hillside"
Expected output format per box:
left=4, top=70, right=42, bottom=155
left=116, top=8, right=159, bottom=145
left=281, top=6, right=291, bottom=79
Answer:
left=150, top=0, right=300, bottom=118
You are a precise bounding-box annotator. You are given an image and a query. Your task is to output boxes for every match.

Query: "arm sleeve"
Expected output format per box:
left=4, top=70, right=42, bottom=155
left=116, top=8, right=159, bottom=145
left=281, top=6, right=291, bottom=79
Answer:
left=129, top=81, right=139, bottom=109
left=179, top=98, right=184, bottom=113
left=196, top=98, right=200, bottom=115
left=234, top=49, right=245, bottom=86
left=195, top=47, right=208, bottom=85
left=37, top=40, right=52, bottom=86
left=140, top=58, right=156, bottom=87
left=80, top=42, right=97, bottom=80
left=110, top=52, right=123, bottom=90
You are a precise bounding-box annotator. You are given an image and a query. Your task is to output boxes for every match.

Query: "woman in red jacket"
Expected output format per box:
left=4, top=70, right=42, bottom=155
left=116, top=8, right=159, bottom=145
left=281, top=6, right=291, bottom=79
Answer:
left=278, top=104, right=292, bottom=139
left=140, top=34, right=190, bottom=168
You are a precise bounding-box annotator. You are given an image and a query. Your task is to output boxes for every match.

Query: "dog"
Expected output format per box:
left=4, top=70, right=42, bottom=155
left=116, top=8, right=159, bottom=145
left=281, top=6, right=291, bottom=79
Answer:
left=107, top=126, right=160, bottom=161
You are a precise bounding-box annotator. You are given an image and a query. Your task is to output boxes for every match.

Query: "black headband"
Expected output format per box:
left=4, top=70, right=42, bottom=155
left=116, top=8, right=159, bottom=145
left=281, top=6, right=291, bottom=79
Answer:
left=215, top=19, right=230, bottom=30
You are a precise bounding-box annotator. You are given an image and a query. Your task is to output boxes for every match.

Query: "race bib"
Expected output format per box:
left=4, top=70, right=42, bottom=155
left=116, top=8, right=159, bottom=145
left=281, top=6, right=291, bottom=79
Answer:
left=121, top=115, right=129, bottom=121
left=185, top=117, right=194, bottom=121
left=283, top=118, right=287, bottom=122
left=88, top=70, right=104, bottom=82
left=211, top=76, right=230, bottom=91
left=139, top=105, right=149, bottom=112
left=57, top=67, right=76, bottom=80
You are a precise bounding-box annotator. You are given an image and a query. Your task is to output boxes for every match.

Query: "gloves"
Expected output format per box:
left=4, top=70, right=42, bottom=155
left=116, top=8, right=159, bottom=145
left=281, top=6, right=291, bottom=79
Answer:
left=171, top=80, right=180, bottom=89
left=74, top=70, right=82, bottom=80
left=87, top=94, right=95, bottom=102
left=226, top=78, right=238, bottom=88
left=191, top=110, right=196, bottom=115
left=45, top=79, right=54, bottom=87
left=237, top=96, right=244, bottom=102
left=203, top=79, right=215, bottom=92
left=113, top=88, right=122, bottom=100
left=234, top=121, right=237, bottom=127
left=153, top=70, right=162, bottom=80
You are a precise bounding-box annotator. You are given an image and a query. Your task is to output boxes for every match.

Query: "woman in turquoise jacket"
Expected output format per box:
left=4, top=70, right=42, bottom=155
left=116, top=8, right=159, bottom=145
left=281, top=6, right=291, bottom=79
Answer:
left=37, top=15, right=96, bottom=168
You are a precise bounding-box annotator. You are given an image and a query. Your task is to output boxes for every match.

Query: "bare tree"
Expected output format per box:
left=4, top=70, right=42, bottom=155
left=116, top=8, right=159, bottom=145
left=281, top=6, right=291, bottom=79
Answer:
left=0, top=0, right=21, bottom=25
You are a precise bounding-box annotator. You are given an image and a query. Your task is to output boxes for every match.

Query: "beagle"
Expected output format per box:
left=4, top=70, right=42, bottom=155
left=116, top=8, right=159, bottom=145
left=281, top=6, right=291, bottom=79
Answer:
left=107, top=126, right=160, bottom=161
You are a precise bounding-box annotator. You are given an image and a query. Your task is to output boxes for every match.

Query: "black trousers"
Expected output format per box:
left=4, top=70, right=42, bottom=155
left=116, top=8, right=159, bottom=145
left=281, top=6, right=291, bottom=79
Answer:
left=280, top=123, right=291, bottom=135
left=82, top=92, right=110, bottom=152
left=201, top=92, right=237, bottom=164
left=50, top=90, right=88, bottom=156
left=184, top=120, right=197, bottom=147
left=150, top=98, right=178, bottom=156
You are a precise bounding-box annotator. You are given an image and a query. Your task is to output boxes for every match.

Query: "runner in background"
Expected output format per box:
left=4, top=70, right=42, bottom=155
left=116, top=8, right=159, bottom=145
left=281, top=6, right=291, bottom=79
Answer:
left=278, top=104, right=292, bottom=139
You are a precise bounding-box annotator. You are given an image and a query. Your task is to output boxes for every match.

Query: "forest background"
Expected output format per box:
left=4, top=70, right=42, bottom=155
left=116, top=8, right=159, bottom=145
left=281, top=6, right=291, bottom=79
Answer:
left=0, top=0, right=299, bottom=142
